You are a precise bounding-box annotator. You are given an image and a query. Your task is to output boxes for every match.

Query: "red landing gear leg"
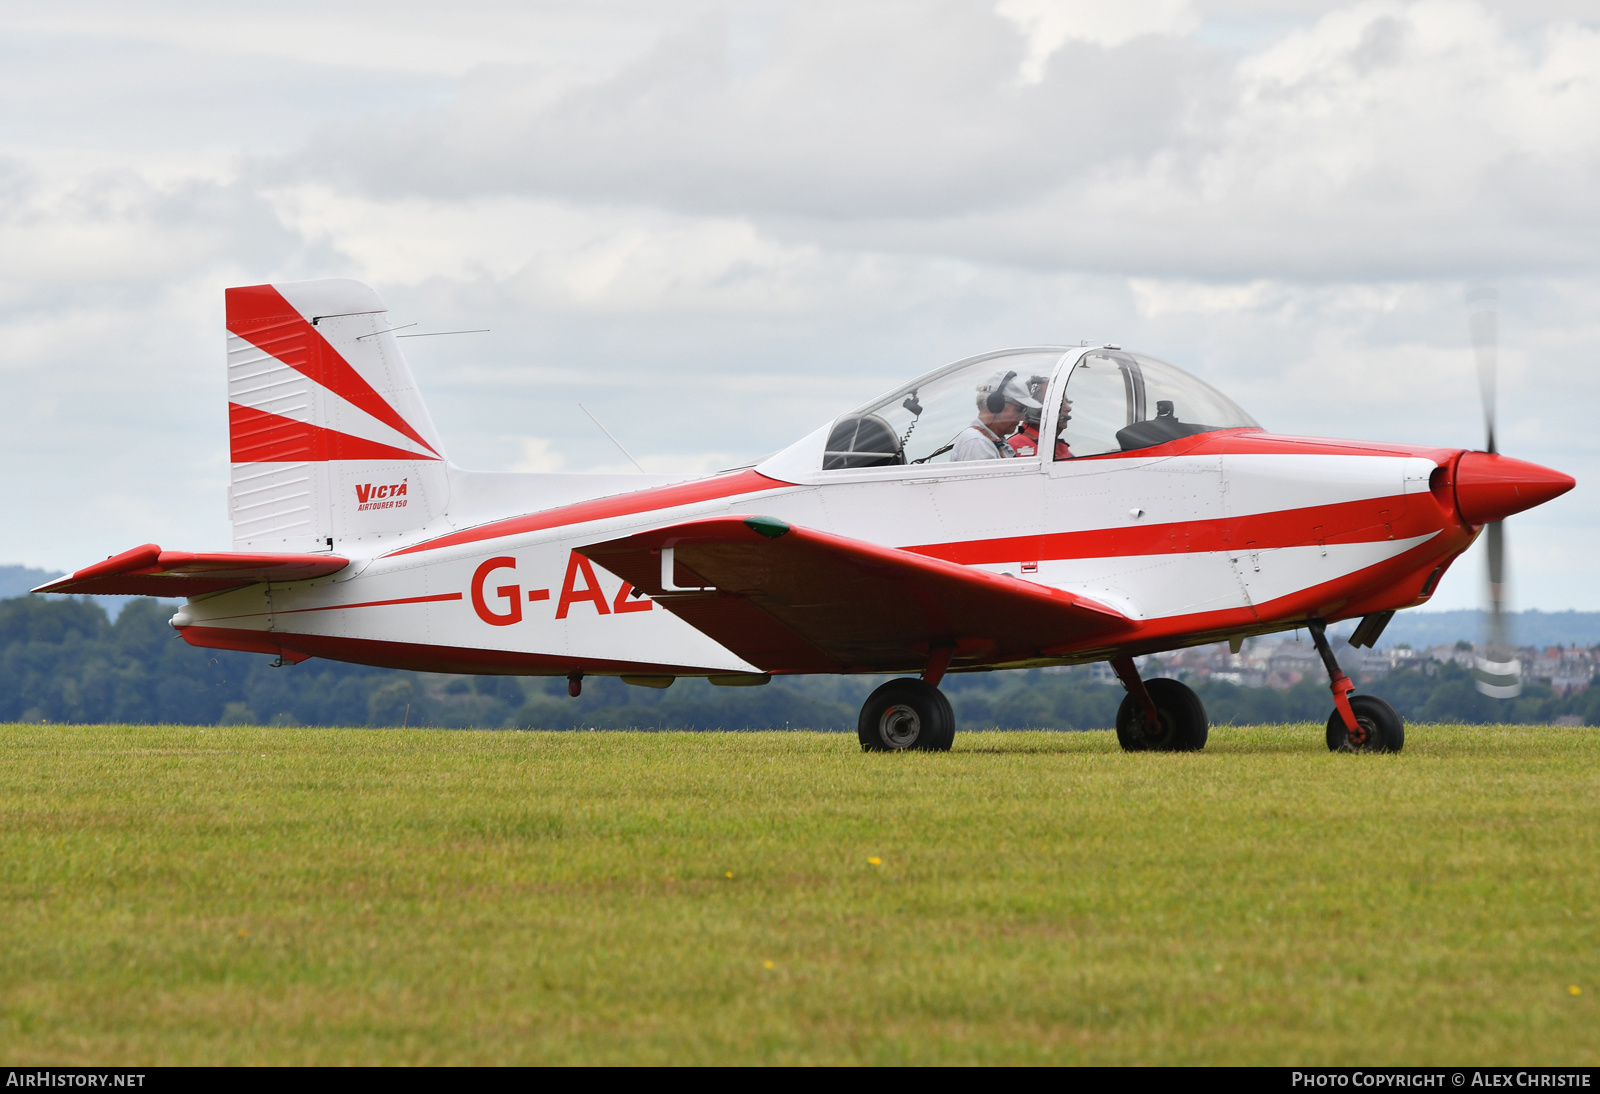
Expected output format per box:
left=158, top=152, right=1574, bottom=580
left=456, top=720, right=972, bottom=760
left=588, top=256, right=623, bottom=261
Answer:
left=1110, top=656, right=1161, bottom=728
left=1307, top=621, right=1359, bottom=736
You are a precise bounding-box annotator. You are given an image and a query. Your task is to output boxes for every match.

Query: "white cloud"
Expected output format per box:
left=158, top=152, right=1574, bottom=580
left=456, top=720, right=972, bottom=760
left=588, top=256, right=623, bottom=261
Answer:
left=508, top=437, right=567, bottom=473
left=270, top=0, right=1600, bottom=280
left=997, top=0, right=1200, bottom=80
left=1128, top=278, right=1282, bottom=318
left=266, top=184, right=849, bottom=316
left=4, top=0, right=674, bottom=79
left=286, top=2, right=1200, bottom=222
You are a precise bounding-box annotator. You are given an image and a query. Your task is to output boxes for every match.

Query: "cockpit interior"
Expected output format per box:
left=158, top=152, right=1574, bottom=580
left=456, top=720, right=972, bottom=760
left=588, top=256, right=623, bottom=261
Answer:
left=821, top=347, right=1260, bottom=471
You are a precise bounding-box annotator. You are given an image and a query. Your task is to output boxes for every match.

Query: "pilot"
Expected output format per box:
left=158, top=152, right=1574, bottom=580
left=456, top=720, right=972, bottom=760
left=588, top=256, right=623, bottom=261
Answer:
left=1006, top=375, right=1074, bottom=459
left=952, top=370, right=1042, bottom=461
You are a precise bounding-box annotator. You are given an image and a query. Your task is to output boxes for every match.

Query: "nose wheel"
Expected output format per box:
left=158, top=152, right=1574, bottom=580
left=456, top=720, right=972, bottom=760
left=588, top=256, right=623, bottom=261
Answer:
left=858, top=678, right=955, bottom=751
left=1326, top=693, right=1405, bottom=753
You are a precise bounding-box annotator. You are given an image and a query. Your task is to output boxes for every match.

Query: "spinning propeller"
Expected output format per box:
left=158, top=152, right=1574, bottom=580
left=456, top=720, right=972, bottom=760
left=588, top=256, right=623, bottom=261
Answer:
left=1467, top=287, right=1522, bottom=699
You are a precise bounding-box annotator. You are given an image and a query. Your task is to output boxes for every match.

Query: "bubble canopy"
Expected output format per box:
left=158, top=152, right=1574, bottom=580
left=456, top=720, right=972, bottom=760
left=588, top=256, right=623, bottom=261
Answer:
left=818, top=347, right=1260, bottom=471
left=1057, top=349, right=1262, bottom=459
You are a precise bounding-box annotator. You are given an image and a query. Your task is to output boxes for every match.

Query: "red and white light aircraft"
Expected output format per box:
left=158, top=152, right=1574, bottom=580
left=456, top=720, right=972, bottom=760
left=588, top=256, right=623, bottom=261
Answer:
left=39, top=279, right=1575, bottom=753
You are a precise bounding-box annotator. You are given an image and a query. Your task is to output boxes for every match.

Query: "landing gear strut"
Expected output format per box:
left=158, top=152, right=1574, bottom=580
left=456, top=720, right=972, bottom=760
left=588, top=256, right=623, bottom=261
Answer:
left=1307, top=621, right=1404, bottom=753
left=1110, top=657, right=1209, bottom=752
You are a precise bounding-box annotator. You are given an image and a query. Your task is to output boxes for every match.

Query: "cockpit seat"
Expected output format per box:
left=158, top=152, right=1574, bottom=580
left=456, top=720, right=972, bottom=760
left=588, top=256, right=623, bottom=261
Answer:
left=823, top=414, right=905, bottom=470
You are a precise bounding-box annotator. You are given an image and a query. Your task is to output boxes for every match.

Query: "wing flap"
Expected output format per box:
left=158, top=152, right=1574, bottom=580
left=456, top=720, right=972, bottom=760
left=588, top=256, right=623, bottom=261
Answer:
left=34, top=543, right=349, bottom=597
left=579, top=516, right=1133, bottom=674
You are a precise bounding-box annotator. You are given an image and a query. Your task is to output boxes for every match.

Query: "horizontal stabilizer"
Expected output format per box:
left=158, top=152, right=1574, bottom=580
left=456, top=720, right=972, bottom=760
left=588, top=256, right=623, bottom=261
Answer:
left=578, top=516, right=1133, bottom=674
left=34, top=544, right=348, bottom=597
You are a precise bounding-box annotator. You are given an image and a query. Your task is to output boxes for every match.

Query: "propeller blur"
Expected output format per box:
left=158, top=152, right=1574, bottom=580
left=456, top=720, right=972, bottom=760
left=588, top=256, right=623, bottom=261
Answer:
left=1465, top=287, right=1547, bottom=700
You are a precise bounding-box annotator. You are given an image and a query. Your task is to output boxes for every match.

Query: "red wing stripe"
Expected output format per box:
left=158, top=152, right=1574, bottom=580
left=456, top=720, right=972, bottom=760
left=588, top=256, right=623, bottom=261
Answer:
left=226, top=284, right=441, bottom=458
left=386, top=470, right=793, bottom=556
left=908, top=494, right=1427, bottom=564
left=229, top=403, right=441, bottom=463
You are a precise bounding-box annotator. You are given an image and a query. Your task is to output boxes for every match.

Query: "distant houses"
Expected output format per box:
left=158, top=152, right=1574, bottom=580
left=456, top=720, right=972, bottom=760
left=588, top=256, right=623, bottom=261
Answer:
left=1150, top=636, right=1596, bottom=695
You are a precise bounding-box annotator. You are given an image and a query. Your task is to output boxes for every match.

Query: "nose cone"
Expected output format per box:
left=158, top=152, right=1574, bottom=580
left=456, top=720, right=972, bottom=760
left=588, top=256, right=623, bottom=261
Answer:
left=1454, top=452, right=1575, bottom=524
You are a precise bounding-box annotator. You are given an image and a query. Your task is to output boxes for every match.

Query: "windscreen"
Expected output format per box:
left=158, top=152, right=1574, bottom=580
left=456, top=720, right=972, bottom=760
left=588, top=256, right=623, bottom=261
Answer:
left=1057, top=351, right=1259, bottom=459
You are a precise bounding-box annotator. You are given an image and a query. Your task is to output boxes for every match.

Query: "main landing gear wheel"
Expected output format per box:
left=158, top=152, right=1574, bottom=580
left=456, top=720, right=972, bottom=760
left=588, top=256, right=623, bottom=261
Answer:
left=859, top=678, right=954, bottom=752
left=1115, top=678, right=1209, bottom=752
left=1326, top=694, right=1405, bottom=753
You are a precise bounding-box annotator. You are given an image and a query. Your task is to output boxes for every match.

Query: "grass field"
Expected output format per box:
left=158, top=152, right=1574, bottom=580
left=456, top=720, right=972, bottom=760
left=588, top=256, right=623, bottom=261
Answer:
left=1, top=723, right=1596, bottom=1065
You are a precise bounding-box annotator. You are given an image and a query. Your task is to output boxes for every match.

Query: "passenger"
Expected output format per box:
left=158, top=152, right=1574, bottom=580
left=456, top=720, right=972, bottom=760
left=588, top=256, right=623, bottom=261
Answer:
left=952, top=370, right=1041, bottom=461
left=1006, top=376, right=1074, bottom=459
left=1055, top=392, right=1074, bottom=458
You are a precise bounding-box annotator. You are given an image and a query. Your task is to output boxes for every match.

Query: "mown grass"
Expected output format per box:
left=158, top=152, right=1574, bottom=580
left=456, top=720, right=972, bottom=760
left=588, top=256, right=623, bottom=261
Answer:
left=0, top=722, right=1595, bottom=1065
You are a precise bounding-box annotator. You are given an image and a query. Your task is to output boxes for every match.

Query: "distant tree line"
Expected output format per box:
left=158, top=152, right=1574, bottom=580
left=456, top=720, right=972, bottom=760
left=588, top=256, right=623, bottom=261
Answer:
left=2, top=596, right=1597, bottom=729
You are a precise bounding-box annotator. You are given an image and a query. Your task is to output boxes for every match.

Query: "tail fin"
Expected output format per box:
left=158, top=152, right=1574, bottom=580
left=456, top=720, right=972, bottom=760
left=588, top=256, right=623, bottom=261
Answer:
left=226, top=279, right=450, bottom=552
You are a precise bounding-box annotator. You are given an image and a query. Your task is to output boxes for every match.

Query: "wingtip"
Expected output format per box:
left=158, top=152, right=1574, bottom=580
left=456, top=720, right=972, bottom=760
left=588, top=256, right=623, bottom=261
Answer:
left=33, top=544, right=164, bottom=593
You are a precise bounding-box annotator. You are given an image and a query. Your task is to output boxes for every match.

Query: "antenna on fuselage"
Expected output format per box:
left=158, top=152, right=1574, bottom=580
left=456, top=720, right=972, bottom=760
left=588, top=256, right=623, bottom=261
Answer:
left=579, top=403, right=647, bottom=474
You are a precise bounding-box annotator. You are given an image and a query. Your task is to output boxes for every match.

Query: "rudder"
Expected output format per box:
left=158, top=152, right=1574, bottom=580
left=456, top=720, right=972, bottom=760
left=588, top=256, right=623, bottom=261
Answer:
left=226, top=278, right=450, bottom=552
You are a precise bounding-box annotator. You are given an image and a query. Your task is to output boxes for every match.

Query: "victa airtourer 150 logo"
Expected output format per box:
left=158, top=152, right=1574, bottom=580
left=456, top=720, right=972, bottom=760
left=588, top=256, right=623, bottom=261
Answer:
left=355, top=480, right=408, bottom=512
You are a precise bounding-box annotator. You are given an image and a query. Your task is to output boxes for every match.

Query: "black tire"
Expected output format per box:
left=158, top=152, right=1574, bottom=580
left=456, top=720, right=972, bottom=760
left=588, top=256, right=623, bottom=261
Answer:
left=931, top=686, right=957, bottom=751
left=1326, top=694, right=1404, bottom=753
left=859, top=679, right=952, bottom=752
left=1115, top=678, right=1209, bottom=752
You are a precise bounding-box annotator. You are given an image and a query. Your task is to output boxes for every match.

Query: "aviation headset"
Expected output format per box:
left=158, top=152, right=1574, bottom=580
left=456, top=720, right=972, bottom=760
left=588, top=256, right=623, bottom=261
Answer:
left=985, top=370, right=1019, bottom=414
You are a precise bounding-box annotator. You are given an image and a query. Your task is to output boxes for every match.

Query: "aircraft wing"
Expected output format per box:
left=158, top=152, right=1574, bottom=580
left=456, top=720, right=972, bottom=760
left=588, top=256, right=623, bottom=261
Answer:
left=578, top=516, right=1134, bottom=674
left=34, top=543, right=349, bottom=597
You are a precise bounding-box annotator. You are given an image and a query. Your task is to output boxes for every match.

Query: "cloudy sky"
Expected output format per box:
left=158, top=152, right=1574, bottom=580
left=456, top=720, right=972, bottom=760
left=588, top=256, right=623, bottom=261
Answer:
left=3, top=0, right=1597, bottom=611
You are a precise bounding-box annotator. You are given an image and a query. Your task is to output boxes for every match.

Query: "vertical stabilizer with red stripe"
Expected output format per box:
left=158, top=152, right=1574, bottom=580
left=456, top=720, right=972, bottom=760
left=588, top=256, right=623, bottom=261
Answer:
left=226, top=279, right=450, bottom=552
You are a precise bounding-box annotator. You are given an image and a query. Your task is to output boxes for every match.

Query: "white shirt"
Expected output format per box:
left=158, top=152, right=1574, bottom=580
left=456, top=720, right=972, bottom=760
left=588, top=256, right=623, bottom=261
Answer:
left=951, top=419, right=1012, bottom=461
